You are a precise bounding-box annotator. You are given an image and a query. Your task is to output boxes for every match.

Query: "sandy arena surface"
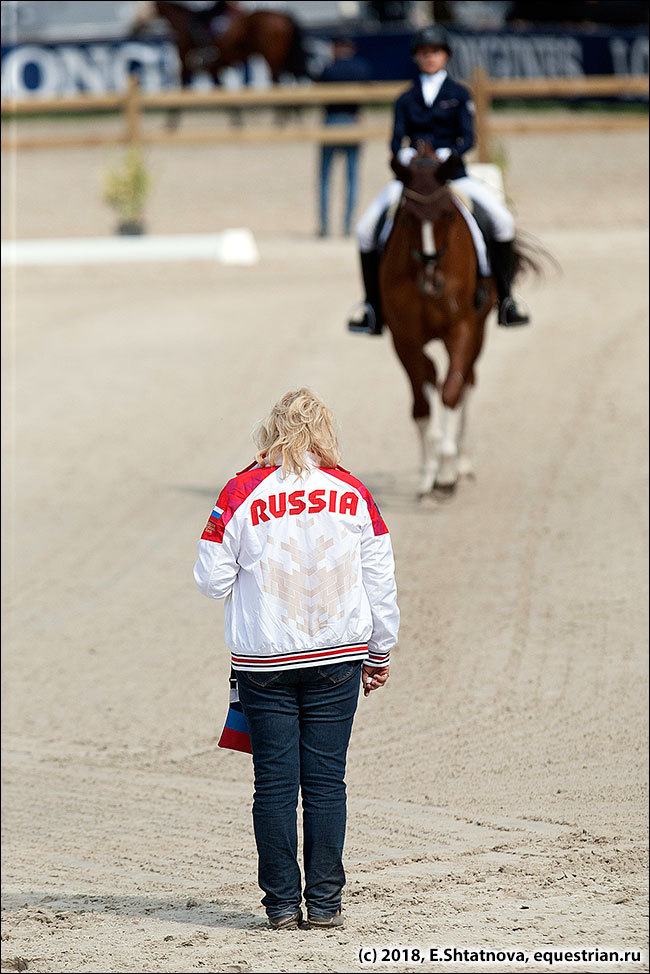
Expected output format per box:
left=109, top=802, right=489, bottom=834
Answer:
left=1, top=123, right=649, bottom=974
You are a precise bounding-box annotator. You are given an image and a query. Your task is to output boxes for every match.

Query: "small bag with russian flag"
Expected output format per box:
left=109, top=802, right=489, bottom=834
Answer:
left=218, top=670, right=252, bottom=754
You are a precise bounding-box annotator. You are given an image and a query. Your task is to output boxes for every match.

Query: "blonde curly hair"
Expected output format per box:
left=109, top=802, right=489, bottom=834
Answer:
left=254, top=388, right=341, bottom=477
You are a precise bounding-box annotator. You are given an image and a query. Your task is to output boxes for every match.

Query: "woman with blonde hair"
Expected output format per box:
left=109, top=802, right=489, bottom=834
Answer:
left=194, top=388, right=399, bottom=930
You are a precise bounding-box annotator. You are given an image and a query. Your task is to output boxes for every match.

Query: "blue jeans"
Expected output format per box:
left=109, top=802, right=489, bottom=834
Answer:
left=319, top=114, right=361, bottom=236
left=237, top=661, right=362, bottom=919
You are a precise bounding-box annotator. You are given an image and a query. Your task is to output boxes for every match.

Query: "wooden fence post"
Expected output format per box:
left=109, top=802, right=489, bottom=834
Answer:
left=124, top=74, right=141, bottom=145
left=471, top=66, right=491, bottom=163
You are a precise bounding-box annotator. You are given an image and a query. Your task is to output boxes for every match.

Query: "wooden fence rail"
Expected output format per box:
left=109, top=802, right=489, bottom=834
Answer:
left=471, top=68, right=649, bottom=159
left=1, top=72, right=648, bottom=157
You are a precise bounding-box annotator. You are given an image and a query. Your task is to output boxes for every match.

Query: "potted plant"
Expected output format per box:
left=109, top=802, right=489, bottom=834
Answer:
left=103, top=148, right=151, bottom=235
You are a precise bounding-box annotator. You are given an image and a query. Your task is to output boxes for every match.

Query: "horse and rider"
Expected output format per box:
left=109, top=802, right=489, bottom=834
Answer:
left=132, top=1, right=308, bottom=87
left=349, top=24, right=530, bottom=336
left=346, top=25, right=543, bottom=496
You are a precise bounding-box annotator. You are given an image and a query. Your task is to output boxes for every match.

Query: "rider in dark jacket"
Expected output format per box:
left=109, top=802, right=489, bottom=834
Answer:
left=391, top=71, right=474, bottom=174
left=349, top=24, right=529, bottom=335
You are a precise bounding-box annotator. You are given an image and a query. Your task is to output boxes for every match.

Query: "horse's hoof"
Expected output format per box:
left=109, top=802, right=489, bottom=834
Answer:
left=457, top=456, right=475, bottom=478
left=417, top=491, right=438, bottom=508
left=433, top=482, right=457, bottom=497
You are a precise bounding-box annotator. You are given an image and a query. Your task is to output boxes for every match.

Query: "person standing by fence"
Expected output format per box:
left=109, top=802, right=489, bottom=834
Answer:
left=194, top=388, right=399, bottom=929
left=317, top=37, right=371, bottom=238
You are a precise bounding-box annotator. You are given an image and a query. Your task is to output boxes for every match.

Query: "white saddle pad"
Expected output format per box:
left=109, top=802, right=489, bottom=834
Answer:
left=449, top=191, right=491, bottom=277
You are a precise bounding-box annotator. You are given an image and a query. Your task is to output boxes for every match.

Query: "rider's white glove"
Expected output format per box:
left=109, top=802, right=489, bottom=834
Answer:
left=397, top=146, right=453, bottom=165
left=397, top=146, right=417, bottom=165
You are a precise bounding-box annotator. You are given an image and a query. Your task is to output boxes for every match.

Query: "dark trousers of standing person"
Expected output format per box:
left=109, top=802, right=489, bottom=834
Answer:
left=319, top=114, right=361, bottom=237
left=237, top=661, right=362, bottom=920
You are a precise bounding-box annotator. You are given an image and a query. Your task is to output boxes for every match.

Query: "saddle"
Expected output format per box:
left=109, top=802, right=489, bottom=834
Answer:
left=373, top=198, right=401, bottom=256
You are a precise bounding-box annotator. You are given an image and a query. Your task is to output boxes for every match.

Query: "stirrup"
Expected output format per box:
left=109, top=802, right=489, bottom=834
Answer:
left=347, top=303, right=381, bottom=335
left=498, top=297, right=530, bottom=327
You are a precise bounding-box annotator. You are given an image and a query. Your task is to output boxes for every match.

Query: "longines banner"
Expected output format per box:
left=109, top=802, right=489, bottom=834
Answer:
left=1, top=28, right=648, bottom=99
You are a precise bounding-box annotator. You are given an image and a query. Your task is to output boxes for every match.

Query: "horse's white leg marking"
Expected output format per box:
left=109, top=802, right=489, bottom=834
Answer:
left=456, top=385, right=474, bottom=478
left=416, top=381, right=442, bottom=495
left=435, top=398, right=465, bottom=488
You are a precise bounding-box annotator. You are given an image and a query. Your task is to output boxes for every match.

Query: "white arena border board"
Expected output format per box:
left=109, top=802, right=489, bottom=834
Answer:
left=1, top=229, right=260, bottom=268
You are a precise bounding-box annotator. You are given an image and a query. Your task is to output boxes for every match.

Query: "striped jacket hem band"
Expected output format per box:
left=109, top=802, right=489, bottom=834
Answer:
left=231, top=643, right=378, bottom=672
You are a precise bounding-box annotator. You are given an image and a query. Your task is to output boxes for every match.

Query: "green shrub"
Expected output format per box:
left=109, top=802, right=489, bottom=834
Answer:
left=103, top=149, right=151, bottom=223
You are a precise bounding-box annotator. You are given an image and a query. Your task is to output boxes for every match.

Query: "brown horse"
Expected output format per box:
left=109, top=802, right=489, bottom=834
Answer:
left=137, top=2, right=309, bottom=87
left=380, top=144, right=537, bottom=496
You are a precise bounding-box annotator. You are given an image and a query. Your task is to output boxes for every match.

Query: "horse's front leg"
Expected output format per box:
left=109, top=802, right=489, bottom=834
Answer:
left=435, top=398, right=466, bottom=490
left=455, top=382, right=474, bottom=479
left=436, top=322, right=475, bottom=491
left=416, top=381, right=444, bottom=495
left=391, top=335, right=440, bottom=496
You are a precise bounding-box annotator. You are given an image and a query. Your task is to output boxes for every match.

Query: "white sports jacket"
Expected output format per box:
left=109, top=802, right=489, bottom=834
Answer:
left=194, top=459, right=399, bottom=672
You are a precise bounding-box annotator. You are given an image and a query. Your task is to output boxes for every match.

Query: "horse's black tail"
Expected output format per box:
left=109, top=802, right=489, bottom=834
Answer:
left=286, top=19, right=311, bottom=80
left=513, top=230, right=560, bottom=283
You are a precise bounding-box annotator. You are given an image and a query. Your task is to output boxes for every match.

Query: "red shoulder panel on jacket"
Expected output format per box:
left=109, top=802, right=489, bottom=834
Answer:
left=236, top=459, right=259, bottom=475
left=321, top=467, right=388, bottom=536
left=201, top=465, right=277, bottom=543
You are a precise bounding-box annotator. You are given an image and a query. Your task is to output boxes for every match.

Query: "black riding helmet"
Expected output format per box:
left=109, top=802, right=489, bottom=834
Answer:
left=411, top=25, right=452, bottom=55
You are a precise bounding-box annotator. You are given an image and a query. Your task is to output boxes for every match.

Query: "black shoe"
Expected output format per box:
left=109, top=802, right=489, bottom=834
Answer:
left=498, top=297, right=530, bottom=327
left=347, top=304, right=382, bottom=335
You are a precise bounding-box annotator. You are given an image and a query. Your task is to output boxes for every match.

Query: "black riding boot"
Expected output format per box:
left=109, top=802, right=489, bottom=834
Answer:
left=348, top=250, right=383, bottom=335
left=490, top=240, right=530, bottom=327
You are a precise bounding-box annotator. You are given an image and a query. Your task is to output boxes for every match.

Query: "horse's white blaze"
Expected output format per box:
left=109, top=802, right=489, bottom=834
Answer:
left=421, top=220, right=435, bottom=256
